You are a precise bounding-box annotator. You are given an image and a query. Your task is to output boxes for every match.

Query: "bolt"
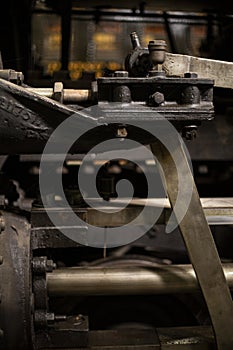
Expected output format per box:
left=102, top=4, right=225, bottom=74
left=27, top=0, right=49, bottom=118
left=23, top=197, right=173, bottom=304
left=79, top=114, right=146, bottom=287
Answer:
left=181, top=86, right=200, bottom=105
left=7, top=70, right=24, bottom=84
left=149, top=91, right=165, bottom=106
left=113, top=85, right=131, bottom=103
left=0, top=256, right=3, bottom=265
left=46, top=259, right=56, bottom=272
left=0, top=329, right=3, bottom=338
left=53, top=82, right=64, bottom=103
left=116, top=127, right=128, bottom=138
left=182, top=126, right=197, bottom=140
left=114, top=71, right=129, bottom=77
left=184, top=72, right=198, bottom=78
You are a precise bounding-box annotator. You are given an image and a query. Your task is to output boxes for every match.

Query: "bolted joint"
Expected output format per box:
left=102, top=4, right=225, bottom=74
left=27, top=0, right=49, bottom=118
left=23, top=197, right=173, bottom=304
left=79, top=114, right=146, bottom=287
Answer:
left=181, top=86, right=200, bottom=105
left=149, top=91, right=165, bottom=107
left=0, top=69, right=24, bottom=84
left=32, top=257, right=56, bottom=275
left=9, top=70, right=24, bottom=85
left=34, top=310, right=55, bottom=329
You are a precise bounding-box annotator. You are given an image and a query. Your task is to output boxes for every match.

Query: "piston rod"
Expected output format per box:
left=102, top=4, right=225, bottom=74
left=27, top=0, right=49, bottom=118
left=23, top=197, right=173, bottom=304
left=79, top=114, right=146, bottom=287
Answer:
left=26, top=87, right=91, bottom=103
left=47, top=264, right=233, bottom=297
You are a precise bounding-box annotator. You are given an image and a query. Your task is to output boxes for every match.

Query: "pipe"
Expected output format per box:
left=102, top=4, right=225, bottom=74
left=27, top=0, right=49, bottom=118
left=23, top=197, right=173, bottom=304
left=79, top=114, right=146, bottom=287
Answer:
left=47, top=264, right=233, bottom=296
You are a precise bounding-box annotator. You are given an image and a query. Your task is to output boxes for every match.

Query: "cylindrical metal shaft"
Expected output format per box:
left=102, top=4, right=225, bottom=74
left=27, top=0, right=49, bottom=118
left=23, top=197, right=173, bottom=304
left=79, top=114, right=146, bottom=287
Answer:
left=47, top=264, right=233, bottom=297
left=26, top=88, right=91, bottom=102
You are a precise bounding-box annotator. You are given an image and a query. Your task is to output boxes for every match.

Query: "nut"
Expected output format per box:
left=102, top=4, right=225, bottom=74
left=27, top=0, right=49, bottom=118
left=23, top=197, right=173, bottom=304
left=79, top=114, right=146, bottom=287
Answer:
left=149, top=91, right=164, bottom=106
left=53, top=82, right=64, bottom=102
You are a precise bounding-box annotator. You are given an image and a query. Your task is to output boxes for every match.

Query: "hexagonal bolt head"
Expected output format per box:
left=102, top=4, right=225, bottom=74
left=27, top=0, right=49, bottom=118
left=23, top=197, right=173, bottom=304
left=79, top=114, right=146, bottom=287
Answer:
left=53, top=82, right=64, bottom=102
left=149, top=91, right=165, bottom=106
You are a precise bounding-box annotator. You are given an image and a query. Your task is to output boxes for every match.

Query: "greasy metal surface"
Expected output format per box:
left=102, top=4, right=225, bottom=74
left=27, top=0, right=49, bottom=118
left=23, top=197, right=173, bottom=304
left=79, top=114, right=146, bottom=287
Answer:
left=0, top=211, right=32, bottom=350
left=41, top=326, right=215, bottom=349
left=47, top=264, right=233, bottom=297
left=87, top=329, right=160, bottom=350
left=164, top=53, right=233, bottom=89
left=157, top=326, right=214, bottom=349
left=150, top=140, right=233, bottom=350
left=30, top=198, right=233, bottom=236
left=36, top=315, right=89, bottom=349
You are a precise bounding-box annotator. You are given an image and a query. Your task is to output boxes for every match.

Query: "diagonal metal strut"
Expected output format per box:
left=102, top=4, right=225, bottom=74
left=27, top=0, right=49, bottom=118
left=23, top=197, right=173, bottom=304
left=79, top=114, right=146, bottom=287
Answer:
left=150, top=140, right=233, bottom=350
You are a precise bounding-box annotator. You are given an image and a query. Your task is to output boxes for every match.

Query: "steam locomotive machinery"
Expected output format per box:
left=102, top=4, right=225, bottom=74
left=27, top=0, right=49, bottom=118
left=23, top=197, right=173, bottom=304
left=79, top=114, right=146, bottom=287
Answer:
left=0, top=33, right=233, bottom=350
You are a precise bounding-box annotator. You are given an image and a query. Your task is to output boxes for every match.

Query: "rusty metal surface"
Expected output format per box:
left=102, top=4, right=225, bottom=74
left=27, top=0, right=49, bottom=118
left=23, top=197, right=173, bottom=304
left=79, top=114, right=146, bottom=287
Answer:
left=0, top=211, right=32, bottom=350
left=164, top=53, right=233, bottom=89
left=0, top=71, right=214, bottom=155
left=0, top=78, right=97, bottom=155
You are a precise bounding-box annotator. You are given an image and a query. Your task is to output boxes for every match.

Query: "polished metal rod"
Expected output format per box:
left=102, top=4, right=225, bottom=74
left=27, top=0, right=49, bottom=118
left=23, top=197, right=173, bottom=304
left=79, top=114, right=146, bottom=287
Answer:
left=47, top=264, right=233, bottom=296
left=26, top=88, right=91, bottom=102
